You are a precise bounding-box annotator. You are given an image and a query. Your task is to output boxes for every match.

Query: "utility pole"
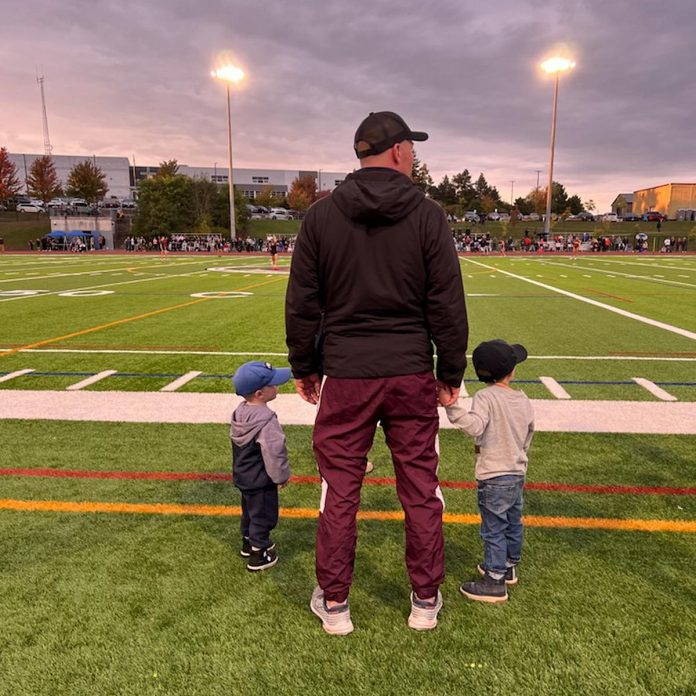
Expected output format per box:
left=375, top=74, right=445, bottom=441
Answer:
left=510, top=180, right=515, bottom=204
left=536, top=170, right=541, bottom=190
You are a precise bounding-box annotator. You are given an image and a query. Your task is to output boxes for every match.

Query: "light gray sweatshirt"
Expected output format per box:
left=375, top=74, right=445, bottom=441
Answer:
left=445, top=386, right=534, bottom=480
left=230, top=401, right=291, bottom=485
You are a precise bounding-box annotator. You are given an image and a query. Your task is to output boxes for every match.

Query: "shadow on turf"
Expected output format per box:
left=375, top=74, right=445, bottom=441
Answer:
left=176, top=477, right=485, bottom=615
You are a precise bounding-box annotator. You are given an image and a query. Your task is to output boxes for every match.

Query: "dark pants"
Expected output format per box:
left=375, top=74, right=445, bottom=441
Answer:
left=478, top=475, right=524, bottom=576
left=240, top=485, right=279, bottom=549
left=313, top=372, right=443, bottom=603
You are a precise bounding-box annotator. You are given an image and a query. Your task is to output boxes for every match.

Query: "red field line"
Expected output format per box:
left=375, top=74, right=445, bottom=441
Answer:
left=2, top=468, right=695, bottom=496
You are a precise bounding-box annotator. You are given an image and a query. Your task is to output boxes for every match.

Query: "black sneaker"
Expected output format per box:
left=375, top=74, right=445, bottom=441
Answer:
left=477, top=563, right=518, bottom=586
left=240, top=537, right=252, bottom=558
left=460, top=572, right=508, bottom=604
left=247, top=544, right=278, bottom=572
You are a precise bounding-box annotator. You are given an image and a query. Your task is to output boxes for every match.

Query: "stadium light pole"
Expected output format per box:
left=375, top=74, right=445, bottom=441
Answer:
left=211, top=64, right=245, bottom=241
left=540, top=56, right=575, bottom=238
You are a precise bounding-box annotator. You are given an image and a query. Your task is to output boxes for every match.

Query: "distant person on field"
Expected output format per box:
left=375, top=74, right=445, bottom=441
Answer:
left=286, top=110, right=468, bottom=635
left=269, top=236, right=278, bottom=269
left=231, top=361, right=292, bottom=572
left=445, top=339, right=534, bottom=604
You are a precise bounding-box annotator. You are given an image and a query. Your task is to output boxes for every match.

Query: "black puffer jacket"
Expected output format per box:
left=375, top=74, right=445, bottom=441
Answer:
left=285, top=167, right=468, bottom=386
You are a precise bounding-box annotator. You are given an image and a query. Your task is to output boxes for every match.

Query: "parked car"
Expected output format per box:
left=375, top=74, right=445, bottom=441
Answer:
left=567, top=212, right=594, bottom=222
left=487, top=212, right=501, bottom=221
left=269, top=207, right=292, bottom=221
left=463, top=211, right=480, bottom=223
left=602, top=213, right=619, bottom=223
left=120, top=200, right=137, bottom=209
left=643, top=211, right=663, bottom=222
left=621, top=213, right=640, bottom=222
left=16, top=203, right=45, bottom=213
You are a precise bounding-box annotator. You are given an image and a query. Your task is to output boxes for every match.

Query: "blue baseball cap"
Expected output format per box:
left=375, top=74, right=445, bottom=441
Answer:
left=232, top=361, right=292, bottom=396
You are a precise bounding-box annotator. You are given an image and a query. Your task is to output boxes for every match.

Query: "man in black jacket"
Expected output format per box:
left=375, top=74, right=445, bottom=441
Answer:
left=286, top=111, right=468, bottom=634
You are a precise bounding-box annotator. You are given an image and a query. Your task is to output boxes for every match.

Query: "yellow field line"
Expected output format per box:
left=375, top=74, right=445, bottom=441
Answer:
left=0, top=276, right=286, bottom=358
left=1, top=498, right=694, bottom=533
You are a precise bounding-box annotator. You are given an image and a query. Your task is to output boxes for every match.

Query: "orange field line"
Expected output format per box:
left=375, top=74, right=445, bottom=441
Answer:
left=1, top=498, right=694, bottom=533
left=0, top=276, right=286, bottom=358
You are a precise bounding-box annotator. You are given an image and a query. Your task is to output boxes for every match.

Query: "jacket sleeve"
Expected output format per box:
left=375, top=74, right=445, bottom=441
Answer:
left=256, top=415, right=291, bottom=484
left=445, top=396, right=488, bottom=438
left=422, top=203, right=469, bottom=386
left=285, top=208, right=323, bottom=377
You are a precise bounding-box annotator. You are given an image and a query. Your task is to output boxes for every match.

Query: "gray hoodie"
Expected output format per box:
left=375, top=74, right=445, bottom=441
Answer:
left=446, top=387, right=534, bottom=480
left=230, top=401, right=291, bottom=485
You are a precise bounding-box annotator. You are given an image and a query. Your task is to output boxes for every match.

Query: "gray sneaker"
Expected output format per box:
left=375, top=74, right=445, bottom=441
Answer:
left=310, top=586, right=354, bottom=635
left=408, top=590, right=443, bottom=631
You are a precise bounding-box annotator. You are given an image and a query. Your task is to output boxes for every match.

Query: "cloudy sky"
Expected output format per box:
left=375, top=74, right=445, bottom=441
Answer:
left=3, top=0, right=695, bottom=210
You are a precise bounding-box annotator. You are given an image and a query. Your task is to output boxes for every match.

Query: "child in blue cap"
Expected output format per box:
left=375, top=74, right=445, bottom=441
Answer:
left=231, top=361, right=292, bottom=571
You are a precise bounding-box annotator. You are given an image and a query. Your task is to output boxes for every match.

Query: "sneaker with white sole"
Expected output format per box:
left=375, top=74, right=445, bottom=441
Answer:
left=310, top=586, right=354, bottom=635
left=246, top=544, right=277, bottom=571
left=460, top=572, right=508, bottom=604
left=408, top=590, right=443, bottom=631
left=477, top=563, right=518, bottom=586
left=240, top=536, right=252, bottom=558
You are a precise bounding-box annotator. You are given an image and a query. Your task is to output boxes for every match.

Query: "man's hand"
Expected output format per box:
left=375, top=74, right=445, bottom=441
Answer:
left=437, top=381, right=460, bottom=407
left=294, top=373, right=322, bottom=404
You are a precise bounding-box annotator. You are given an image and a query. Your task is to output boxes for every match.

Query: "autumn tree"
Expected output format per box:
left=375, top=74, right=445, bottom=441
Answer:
left=66, top=160, right=108, bottom=203
left=0, top=147, right=22, bottom=203
left=288, top=175, right=317, bottom=212
left=27, top=156, right=63, bottom=205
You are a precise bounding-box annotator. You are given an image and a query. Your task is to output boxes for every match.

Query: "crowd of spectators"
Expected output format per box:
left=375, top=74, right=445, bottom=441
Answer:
left=120, top=234, right=296, bottom=253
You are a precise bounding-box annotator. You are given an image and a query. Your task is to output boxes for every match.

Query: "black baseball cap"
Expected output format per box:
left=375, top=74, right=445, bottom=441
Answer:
left=354, top=111, right=428, bottom=159
left=472, top=339, right=528, bottom=383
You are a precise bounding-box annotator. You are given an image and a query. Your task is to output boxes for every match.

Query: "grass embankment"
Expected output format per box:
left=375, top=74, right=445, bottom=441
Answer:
left=0, top=212, right=50, bottom=250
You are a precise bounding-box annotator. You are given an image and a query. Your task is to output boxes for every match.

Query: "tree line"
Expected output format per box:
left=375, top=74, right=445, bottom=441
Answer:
left=411, top=152, right=591, bottom=217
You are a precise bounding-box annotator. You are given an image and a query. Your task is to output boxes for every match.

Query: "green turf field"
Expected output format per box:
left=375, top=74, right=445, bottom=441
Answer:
left=0, top=422, right=694, bottom=695
left=1, top=252, right=694, bottom=400
left=1, top=252, right=695, bottom=695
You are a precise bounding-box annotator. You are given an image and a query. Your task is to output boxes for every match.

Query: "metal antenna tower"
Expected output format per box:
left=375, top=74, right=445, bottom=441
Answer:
left=36, top=73, right=53, bottom=155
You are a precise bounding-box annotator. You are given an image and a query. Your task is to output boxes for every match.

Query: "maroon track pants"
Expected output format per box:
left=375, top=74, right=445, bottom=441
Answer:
left=313, top=372, right=444, bottom=603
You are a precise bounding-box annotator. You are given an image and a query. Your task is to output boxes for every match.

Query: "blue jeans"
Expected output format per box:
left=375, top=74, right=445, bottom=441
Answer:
left=477, top=475, right=524, bottom=576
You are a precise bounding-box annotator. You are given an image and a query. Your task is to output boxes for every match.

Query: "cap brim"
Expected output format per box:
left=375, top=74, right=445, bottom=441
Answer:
left=511, top=344, right=528, bottom=364
left=410, top=131, right=428, bottom=142
left=267, top=367, right=292, bottom=386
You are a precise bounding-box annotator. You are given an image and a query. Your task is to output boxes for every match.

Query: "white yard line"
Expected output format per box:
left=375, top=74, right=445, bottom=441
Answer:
left=1, top=347, right=695, bottom=361
left=533, top=259, right=696, bottom=290
left=539, top=376, right=572, bottom=399
left=65, top=370, right=118, bottom=391
left=0, top=259, right=208, bottom=284
left=1, top=390, right=695, bottom=434
left=0, top=269, right=216, bottom=303
left=160, top=371, right=203, bottom=392
left=462, top=258, right=696, bottom=341
left=0, top=369, right=34, bottom=383
left=631, top=378, right=677, bottom=402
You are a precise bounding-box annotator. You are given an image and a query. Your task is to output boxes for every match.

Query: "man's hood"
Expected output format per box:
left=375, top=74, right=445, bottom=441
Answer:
left=331, top=167, right=425, bottom=226
left=230, top=401, right=275, bottom=446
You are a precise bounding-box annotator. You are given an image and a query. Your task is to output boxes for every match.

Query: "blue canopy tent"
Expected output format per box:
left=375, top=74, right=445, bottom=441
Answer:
left=47, top=229, right=93, bottom=250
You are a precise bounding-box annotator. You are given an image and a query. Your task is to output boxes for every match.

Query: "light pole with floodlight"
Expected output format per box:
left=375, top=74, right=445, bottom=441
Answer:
left=540, top=56, right=575, bottom=238
left=211, top=64, right=245, bottom=241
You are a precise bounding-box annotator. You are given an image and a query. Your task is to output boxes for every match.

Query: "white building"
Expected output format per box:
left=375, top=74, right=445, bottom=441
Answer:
left=9, top=152, right=348, bottom=201
left=9, top=153, right=132, bottom=199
